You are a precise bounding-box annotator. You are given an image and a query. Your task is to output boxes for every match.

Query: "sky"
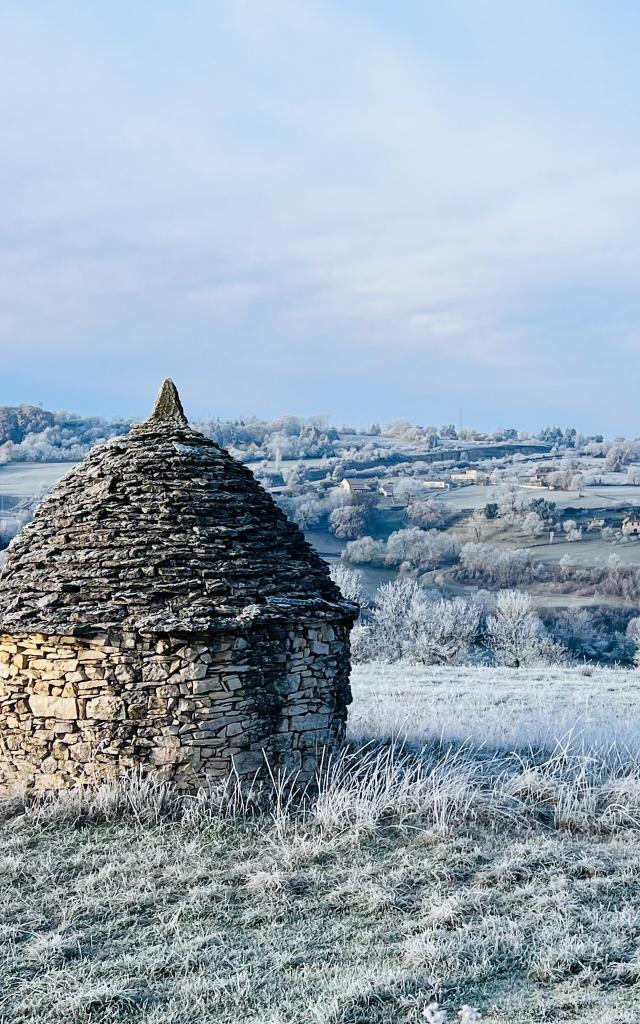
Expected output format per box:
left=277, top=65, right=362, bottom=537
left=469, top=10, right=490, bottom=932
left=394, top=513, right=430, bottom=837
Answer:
left=2, top=1, right=640, bottom=435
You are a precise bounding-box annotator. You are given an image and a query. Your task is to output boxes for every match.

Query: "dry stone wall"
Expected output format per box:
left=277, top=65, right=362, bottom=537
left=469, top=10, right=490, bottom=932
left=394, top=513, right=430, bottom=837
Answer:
left=0, top=383, right=357, bottom=794
left=0, top=620, right=351, bottom=792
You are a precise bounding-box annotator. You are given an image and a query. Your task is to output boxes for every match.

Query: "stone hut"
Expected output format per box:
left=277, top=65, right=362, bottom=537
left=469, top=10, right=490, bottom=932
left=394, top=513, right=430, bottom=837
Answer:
left=0, top=381, right=357, bottom=792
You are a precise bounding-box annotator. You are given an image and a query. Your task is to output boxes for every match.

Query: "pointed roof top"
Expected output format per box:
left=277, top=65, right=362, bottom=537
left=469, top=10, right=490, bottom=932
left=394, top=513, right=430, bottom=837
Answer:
left=147, top=379, right=188, bottom=427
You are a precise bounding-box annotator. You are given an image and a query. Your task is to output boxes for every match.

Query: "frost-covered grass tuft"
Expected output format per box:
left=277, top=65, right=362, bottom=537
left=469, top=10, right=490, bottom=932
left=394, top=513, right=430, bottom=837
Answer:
left=4, top=662, right=640, bottom=1022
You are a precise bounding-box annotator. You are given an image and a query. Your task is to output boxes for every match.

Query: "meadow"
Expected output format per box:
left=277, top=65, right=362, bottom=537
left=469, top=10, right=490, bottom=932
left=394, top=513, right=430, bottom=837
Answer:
left=0, top=462, right=73, bottom=509
left=4, top=663, right=640, bottom=1023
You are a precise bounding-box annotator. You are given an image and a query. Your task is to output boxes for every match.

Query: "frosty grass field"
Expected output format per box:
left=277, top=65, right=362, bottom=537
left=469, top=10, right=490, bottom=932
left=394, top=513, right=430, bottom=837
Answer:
left=4, top=663, right=640, bottom=1023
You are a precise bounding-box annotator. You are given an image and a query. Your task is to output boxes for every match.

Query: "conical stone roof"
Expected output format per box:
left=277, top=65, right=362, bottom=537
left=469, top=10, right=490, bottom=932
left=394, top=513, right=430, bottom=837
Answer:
left=0, top=381, right=356, bottom=636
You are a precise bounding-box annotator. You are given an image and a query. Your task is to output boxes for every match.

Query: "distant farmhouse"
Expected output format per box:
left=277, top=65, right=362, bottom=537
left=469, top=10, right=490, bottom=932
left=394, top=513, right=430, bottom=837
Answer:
left=450, top=467, right=490, bottom=486
left=622, top=516, right=640, bottom=536
left=423, top=479, right=450, bottom=490
left=340, top=478, right=374, bottom=498
left=525, top=466, right=555, bottom=490
left=378, top=482, right=396, bottom=499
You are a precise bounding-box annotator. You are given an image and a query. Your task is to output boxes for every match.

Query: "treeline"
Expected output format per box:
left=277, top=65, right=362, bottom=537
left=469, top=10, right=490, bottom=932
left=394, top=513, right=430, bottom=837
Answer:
left=333, top=572, right=564, bottom=668
left=333, top=568, right=638, bottom=667
left=0, top=402, right=609, bottom=468
left=0, top=406, right=130, bottom=463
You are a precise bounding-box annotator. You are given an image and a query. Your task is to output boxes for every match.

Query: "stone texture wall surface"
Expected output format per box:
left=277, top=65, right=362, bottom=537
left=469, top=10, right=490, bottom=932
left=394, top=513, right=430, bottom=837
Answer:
left=0, top=619, right=352, bottom=792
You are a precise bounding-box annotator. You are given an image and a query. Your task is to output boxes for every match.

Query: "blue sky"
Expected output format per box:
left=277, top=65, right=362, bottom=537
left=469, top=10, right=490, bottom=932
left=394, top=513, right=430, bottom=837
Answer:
left=2, top=1, right=640, bottom=434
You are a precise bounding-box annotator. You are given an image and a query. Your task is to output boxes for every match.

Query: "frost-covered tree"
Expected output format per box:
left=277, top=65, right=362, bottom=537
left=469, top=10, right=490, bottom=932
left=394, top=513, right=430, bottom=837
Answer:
left=383, top=419, right=413, bottom=438
left=495, top=482, right=526, bottom=520
left=529, top=497, right=556, bottom=520
left=439, top=423, right=458, bottom=439
left=464, top=510, right=489, bottom=542
left=348, top=623, right=375, bottom=663
left=405, top=498, right=444, bottom=529
left=392, top=478, right=423, bottom=504
left=282, top=463, right=305, bottom=492
left=341, top=536, right=386, bottom=565
left=486, top=590, right=563, bottom=668
left=362, top=581, right=481, bottom=664
left=368, top=579, right=429, bottom=662
left=412, top=597, right=481, bottom=665
left=605, top=444, right=627, bottom=472
left=329, top=505, right=367, bottom=540
left=521, top=511, right=544, bottom=538
left=283, top=494, right=325, bottom=529
left=626, top=617, right=640, bottom=666
left=562, top=519, right=582, bottom=543
left=559, top=553, right=572, bottom=578
left=329, top=564, right=365, bottom=607
left=459, top=542, right=534, bottom=587
left=384, top=528, right=458, bottom=569
left=570, top=472, right=584, bottom=493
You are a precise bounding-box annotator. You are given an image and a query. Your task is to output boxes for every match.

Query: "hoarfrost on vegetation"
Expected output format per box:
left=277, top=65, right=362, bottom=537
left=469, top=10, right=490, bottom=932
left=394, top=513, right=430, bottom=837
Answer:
left=4, top=663, right=640, bottom=1021
left=349, top=577, right=563, bottom=668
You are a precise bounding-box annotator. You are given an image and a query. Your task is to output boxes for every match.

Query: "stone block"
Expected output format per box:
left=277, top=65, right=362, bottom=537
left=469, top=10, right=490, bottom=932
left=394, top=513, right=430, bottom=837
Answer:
left=114, top=665, right=137, bottom=683
left=85, top=695, right=125, bottom=721
left=274, top=675, right=301, bottom=695
left=29, top=694, right=78, bottom=719
left=156, top=684, right=180, bottom=697
left=78, top=650, right=106, bottom=661
left=142, top=662, right=170, bottom=683
left=279, top=750, right=302, bottom=771
left=290, top=713, right=329, bottom=732
left=232, top=750, right=265, bottom=774
left=34, top=773, right=65, bottom=792
left=221, top=676, right=243, bottom=691
left=65, top=671, right=87, bottom=683
left=56, top=659, right=79, bottom=674
left=194, top=718, right=227, bottom=734
left=192, top=678, right=224, bottom=695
